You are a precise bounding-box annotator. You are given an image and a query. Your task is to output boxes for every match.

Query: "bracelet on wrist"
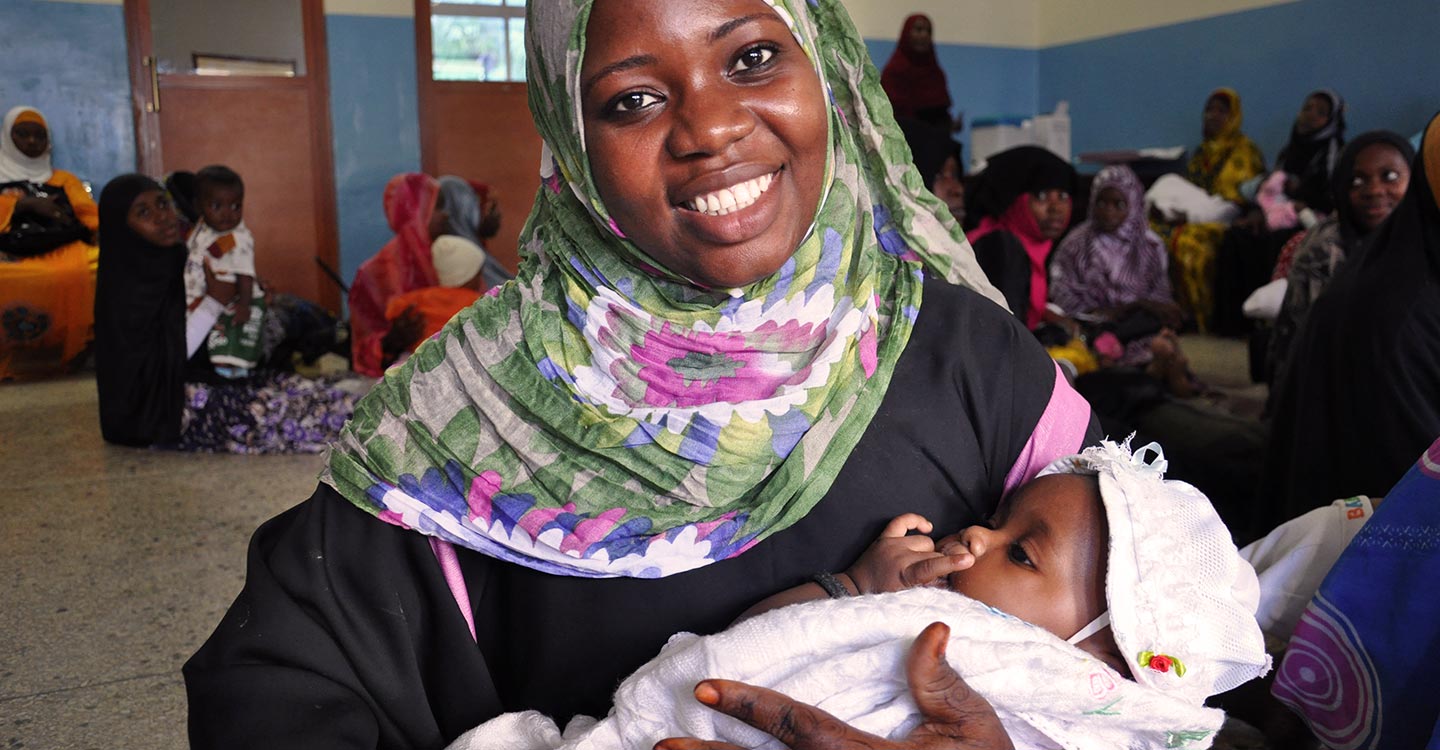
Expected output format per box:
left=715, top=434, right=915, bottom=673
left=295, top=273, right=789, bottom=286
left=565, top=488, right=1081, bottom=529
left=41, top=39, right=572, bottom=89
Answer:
left=813, top=571, right=854, bottom=599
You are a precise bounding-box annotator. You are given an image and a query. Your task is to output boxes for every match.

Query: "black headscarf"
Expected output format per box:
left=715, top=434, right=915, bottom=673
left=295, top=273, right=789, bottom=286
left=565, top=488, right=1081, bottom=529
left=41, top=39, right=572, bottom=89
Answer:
left=94, top=174, right=189, bottom=447
left=1328, top=130, right=1416, bottom=253
left=965, top=145, right=1077, bottom=229
left=1277, top=89, right=1346, bottom=213
left=1260, top=113, right=1440, bottom=532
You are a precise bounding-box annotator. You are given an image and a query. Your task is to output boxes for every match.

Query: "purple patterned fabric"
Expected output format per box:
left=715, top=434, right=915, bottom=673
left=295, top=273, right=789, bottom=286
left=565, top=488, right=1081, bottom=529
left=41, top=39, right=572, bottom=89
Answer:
left=1050, top=166, right=1173, bottom=365
left=1050, top=166, right=1172, bottom=316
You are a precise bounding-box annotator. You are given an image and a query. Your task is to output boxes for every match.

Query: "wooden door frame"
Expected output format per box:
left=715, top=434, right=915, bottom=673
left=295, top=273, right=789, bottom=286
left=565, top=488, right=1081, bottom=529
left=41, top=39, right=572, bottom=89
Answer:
left=414, top=0, right=529, bottom=175
left=123, top=0, right=342, bottom=312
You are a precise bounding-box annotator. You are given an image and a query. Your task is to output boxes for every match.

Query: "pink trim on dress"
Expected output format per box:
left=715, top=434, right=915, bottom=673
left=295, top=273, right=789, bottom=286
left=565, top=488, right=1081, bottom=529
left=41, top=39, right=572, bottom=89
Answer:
left=429, top=538, right=477, bottom=642
left=1003, top=361, right=1093, bottom=495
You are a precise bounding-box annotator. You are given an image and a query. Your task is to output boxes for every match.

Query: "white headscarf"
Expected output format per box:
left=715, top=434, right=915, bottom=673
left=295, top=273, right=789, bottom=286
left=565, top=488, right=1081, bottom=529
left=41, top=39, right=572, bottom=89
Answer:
left=0, top=106, right=55, bottom=184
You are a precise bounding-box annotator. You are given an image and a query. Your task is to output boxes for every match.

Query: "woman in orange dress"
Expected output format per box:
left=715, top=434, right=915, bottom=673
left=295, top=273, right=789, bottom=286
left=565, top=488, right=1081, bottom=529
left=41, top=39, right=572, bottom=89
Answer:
left=0, top=106, right=100, bottom=380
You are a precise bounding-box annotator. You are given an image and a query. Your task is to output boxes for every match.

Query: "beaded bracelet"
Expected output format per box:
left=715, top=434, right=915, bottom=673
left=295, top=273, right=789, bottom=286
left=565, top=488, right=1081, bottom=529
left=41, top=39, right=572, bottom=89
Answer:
left=813, top=571, right=854, bottom=599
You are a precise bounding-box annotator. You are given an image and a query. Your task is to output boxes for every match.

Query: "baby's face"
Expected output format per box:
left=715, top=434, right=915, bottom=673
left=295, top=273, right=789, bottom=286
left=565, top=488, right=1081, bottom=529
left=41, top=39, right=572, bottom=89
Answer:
left=200, top=184, right=244, bottom=233
left=937, top=475, right=1112, bottom=652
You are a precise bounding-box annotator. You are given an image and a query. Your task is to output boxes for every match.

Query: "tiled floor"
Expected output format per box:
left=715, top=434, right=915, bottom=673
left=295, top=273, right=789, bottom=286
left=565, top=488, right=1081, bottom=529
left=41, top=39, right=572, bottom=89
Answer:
left=0, top=336, right=1258, bottom=748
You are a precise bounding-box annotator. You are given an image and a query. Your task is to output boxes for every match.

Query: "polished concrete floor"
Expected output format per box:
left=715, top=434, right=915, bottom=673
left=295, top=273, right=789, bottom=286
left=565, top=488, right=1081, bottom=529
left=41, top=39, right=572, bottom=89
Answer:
left=0, top=375, right=327, bottom=749
left=0, top=336, right=1255, bottom=749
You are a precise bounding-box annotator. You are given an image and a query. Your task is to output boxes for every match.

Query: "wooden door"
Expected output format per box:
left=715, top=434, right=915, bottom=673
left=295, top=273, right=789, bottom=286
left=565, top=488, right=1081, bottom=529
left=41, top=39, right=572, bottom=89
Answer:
left=125, top=0, right=341, bottom=312
left=417, top=3, right=540, bottom=275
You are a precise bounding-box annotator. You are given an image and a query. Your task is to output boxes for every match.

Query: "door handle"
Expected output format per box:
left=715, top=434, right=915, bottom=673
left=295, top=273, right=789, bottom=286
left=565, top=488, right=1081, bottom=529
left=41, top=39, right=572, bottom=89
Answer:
left=144, top=56, right=161, bottom=113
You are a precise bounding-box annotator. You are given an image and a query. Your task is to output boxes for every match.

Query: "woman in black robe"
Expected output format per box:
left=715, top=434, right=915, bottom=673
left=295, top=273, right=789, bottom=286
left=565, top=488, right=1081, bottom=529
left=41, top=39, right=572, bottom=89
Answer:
left=93, top=174, right=195, bottom=446
left=93, top=175, right=358, bottom=453
left=1261, top=111, right=1440, bottom=530
left=181, top=0, right=1099, bottom=747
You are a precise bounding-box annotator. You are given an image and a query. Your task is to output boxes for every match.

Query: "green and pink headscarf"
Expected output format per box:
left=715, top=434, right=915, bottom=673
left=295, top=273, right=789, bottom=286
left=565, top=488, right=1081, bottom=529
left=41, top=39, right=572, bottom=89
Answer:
left=323, top=0, right=1001, bottom=578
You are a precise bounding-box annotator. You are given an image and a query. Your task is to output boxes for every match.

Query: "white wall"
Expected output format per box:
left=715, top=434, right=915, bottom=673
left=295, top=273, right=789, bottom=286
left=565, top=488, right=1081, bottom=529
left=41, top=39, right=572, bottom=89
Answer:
left=840, top=0, right=1039, bottom=48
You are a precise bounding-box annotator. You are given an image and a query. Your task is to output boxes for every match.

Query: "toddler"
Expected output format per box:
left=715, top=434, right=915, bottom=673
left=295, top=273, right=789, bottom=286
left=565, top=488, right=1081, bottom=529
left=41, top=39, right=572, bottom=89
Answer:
left=450, top=440, right=1271, bottom=750
left=185, top=165, right=264, bottom=377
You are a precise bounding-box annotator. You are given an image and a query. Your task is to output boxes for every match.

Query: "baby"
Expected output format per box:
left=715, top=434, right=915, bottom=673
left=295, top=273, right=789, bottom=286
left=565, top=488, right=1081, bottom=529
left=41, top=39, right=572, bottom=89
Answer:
left=450, top=440, right=1271, bottom=750
left=184, top=164, right=264, bottom=377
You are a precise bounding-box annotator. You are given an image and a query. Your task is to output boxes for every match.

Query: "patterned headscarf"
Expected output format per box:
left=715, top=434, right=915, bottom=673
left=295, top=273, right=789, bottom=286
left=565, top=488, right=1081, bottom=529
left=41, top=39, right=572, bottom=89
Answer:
left=324, top=0, right=1001, bottom=578
left=1187, top=88, right=1264, bottom=198
left=1050, top=164, right=1170, bottom=318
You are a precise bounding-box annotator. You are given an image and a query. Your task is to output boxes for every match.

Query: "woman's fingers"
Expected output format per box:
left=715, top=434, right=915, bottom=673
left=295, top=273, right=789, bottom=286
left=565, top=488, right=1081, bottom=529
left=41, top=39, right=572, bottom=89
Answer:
left=685, top=679, right=871, bottom=750
left=881, top=513, right=934, bottom=538
left=906, top=623, right=1015, bottom=749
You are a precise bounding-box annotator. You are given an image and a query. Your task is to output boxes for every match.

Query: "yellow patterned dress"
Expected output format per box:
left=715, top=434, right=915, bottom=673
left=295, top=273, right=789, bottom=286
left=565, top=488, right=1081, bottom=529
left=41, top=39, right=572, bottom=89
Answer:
left=1168, top=88, right=1265, bottom=331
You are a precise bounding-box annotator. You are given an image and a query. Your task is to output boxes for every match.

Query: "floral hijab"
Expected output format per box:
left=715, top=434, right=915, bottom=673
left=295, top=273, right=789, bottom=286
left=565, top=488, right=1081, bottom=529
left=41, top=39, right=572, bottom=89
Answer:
left=325, top=0, right=1000, bottom=578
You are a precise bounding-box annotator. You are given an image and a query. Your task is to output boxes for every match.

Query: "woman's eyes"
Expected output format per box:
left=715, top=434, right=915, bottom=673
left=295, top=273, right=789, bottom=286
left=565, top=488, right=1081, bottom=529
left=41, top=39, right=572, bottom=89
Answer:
left=1353, top=171, right=1404, bottom=188
left=607, top=91, right=662, bottom=115
left=1007, top=542, right=1034, bottom=568
left=731, top=44, right=777, bottom=74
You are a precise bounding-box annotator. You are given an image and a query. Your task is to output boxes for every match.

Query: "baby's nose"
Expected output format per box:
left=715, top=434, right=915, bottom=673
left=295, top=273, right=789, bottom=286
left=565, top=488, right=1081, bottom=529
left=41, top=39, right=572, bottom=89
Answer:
left=961, top=525, right=995, bottom=556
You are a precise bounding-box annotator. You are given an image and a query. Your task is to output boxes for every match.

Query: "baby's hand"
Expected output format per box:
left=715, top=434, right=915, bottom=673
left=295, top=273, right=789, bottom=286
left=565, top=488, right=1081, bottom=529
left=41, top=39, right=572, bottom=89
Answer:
left=846, top=514, right=974, bottom=595
left=232, top=301, right=251, bottom=326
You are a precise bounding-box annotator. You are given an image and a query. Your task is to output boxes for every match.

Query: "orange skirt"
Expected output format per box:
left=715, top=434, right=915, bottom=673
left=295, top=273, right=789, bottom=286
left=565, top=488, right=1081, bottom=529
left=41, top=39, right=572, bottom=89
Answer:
left=0, top=240, right=97, bottom=381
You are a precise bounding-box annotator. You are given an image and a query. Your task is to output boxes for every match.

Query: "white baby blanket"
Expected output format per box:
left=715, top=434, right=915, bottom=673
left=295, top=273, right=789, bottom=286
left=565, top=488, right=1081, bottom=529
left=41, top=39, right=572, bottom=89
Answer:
left=1146, top=173, right=1242, bottom=225
left=448, top=588, right=1222, bottom=750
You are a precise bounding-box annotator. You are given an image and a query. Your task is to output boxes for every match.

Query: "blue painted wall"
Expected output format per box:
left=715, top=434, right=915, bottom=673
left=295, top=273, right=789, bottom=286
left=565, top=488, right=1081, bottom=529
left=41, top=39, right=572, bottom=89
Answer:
left=0, top=0, right=134, bottom=190
left=325, top=14, right=423, bottom=285
left=865, top=39, right=1038, bottom=161
left=1037, top=0, right=1440, bottom=164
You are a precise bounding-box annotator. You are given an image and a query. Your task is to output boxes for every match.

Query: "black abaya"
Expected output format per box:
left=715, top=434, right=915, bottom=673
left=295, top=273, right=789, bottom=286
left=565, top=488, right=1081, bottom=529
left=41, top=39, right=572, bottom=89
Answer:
left=93, top=174, right=189, bottom=446
left=1261, top=114, right=1440, bottom=528
left=184, top=277, right=1100, bottom=749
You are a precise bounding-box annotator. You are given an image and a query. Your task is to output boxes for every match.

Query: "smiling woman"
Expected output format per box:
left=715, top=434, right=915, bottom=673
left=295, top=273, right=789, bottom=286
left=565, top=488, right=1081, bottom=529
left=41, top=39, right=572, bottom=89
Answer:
left=184, top=0, right=1097, bottom=746
left=581, top=0, right=828, bottom=289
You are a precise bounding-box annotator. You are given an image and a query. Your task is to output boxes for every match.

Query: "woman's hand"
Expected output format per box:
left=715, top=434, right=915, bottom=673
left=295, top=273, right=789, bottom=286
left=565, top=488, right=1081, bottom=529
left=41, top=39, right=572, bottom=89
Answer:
left=848, top=514, right=973, bottom=595
left=381, top=306, right=426, bottom=366
left=203, top=261, right=238, bottom=305
left=654, top=622, right=1014, bottom=750
left=1139, top=300, right=1185, bottom=330
left=15, top=195, right=66, bottom=222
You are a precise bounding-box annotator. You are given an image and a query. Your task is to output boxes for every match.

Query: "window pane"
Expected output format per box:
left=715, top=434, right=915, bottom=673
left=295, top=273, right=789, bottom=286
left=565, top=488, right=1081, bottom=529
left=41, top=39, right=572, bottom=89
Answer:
left=507, top=17, right=527, bottom=81
left=433, top=0, right=502, bottom=5
left=432, top=15, right=507, bottom=82
left=151, top=0, right=306, bottom=76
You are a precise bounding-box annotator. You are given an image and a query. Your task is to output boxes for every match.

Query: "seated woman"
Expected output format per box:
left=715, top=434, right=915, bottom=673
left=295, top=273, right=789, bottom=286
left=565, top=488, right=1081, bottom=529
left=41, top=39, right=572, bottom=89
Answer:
left=0, top=105, right=100, bottom=380
left=438, top=175, right=512, bottom=290
left=94, top=175, right=358, bottom=454
left=1049, top=165, right=1196, bottom=395
left=1262, top=112, right=1440, bottom=531
left=380, top=235, right=487, bottom=368
left=1264, top=130, right=1413, bottom=392
left=898, top=118, right=965, bottom=225
left=1211, top=89, right=1346, bottom=336
left=965, top=145, right=1076, bottom=329
left=1161, top=88, right=1266, bottom=331
left=1275, top=89, right=1346, bottom=215
left=348, top=173, right=446, bottom=376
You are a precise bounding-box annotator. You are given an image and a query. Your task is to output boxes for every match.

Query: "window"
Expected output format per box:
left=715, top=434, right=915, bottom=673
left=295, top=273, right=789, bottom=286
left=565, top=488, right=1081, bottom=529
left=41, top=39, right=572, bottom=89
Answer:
left=430, top=0, right=527, bottom=83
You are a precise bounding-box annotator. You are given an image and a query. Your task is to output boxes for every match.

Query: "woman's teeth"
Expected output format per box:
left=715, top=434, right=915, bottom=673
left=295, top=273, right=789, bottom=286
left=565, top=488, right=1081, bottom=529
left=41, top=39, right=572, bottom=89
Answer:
left=684, top=173, right=775, bottom=216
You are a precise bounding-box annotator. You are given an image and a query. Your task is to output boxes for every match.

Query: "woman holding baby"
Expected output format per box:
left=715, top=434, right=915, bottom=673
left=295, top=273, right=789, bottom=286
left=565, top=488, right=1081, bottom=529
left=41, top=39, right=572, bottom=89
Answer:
left=184, top=0, right=1104, bottom=746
